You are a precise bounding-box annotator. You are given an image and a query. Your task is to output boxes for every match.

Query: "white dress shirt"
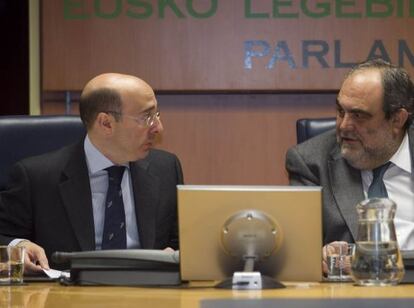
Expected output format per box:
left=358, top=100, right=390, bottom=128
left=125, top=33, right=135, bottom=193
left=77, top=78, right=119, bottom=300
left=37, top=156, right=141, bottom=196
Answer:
left=84, top=135, right=140, bottom=249
left=361, top=133, right=414, bottom=250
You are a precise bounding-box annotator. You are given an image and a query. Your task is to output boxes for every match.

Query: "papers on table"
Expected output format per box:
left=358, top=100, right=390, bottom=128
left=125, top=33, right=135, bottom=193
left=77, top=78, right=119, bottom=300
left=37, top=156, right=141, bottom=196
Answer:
left=43, top=268, right=70, bottom=279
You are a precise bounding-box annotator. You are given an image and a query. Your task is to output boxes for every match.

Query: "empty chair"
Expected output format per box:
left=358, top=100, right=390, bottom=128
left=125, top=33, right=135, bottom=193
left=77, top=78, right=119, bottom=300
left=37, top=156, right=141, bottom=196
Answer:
left=0, top=115, right=85, bottom=190
left=296, top=117, right=336, bottom=144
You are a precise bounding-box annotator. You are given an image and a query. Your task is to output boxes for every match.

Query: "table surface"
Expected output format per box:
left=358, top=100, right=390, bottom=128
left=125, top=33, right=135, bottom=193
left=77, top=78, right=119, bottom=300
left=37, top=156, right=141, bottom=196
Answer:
left=2, top=281, right=414, bottom=308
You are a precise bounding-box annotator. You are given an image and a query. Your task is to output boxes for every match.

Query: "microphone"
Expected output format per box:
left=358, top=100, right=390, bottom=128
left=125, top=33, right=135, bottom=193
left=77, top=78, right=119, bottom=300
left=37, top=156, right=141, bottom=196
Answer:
left=52, top=251, right=74, bottom=263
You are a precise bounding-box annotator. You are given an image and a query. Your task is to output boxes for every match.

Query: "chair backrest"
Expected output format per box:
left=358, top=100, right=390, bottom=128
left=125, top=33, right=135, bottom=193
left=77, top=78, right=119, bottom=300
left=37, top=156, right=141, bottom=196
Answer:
left=0, top=115, right=86, bottom=190
left=296, top=117, right=336, bottom=144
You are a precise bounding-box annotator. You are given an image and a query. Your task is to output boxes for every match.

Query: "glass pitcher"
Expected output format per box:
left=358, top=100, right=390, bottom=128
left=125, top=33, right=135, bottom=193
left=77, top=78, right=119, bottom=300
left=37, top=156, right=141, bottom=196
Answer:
left=351, top=198, right=405, bottom=286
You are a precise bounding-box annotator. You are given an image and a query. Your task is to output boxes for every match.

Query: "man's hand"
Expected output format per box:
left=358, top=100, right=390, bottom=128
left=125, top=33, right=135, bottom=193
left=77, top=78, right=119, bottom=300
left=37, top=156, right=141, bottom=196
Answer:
left=322, top=241, right=350, bottom=275
left=16, top=240, right=50, bottom=273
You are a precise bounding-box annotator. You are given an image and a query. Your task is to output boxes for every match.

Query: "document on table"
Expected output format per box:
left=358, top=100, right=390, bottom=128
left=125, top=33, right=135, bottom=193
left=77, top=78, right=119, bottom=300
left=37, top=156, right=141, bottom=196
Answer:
left=43, top=268, right=70, bottom=279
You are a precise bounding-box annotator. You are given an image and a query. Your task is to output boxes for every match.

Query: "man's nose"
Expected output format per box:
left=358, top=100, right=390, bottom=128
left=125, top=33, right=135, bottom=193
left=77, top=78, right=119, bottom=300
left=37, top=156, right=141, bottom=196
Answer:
left=151, top=117, right=163, bottom=134
left=338, top=113, right=354, bottom=131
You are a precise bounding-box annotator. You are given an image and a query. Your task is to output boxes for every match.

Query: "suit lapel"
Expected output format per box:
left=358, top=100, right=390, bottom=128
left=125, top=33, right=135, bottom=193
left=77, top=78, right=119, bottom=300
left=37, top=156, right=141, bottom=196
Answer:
left=58, top=143, right=95, bottom=251
left=130, top=158, right=160, bottom=249
left=328, top=146, right=365, bottom=241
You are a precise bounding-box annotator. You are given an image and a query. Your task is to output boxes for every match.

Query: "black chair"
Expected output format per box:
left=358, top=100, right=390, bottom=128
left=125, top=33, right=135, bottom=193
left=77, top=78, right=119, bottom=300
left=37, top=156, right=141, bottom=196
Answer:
left=0, top=115, right=85, bottom=190
left=296, top=117, right=336, bottom=144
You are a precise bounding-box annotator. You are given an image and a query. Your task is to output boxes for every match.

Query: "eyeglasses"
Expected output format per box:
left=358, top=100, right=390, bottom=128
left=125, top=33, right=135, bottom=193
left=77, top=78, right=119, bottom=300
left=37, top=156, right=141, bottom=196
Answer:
left=106, top=110, right=161, bottom=128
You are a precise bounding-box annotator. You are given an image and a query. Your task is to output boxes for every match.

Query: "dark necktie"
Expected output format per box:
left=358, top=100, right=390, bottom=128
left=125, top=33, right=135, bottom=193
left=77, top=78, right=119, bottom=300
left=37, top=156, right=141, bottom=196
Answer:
left=367, top=162, right=391, bottom=198
left=102, top=166, right=127, bottom=249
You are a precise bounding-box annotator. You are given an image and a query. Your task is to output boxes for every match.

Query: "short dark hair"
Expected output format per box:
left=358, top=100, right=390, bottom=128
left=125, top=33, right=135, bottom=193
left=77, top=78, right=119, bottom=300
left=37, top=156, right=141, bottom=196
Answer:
left=79, top=88, right=122, bottom=129
left=346, top=58, right=414, bottom=129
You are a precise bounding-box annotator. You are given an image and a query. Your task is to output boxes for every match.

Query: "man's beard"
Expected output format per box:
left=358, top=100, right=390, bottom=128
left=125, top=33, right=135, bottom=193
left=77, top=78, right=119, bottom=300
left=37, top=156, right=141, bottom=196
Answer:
left=340, top=143, right=376, bottom=170
left=339, top=136, right=399, bottom=170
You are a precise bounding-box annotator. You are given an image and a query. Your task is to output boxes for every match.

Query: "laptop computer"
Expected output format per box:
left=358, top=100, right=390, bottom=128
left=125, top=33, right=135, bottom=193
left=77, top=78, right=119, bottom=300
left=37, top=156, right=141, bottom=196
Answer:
left=178, top=185, right=323, bottom=282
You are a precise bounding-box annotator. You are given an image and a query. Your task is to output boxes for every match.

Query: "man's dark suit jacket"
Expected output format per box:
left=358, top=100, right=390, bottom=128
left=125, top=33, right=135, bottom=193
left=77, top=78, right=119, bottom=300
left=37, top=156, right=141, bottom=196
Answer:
left=0, top=141, right=183, bottom=268
left=286, top=126, right=414, bottom=245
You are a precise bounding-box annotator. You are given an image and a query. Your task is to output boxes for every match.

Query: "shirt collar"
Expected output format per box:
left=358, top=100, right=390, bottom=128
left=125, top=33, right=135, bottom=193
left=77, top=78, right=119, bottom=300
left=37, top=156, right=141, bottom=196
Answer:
left=84, top=135, right=128, bottom=175
left=389, top=132, right=411, bottom=174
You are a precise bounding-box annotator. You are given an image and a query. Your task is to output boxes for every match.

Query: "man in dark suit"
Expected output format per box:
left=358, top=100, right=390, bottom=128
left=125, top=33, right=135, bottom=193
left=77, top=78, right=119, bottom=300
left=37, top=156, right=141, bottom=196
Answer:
left=0, top=73, right=183, bottom=271
left=286, top=59, right=414, bottom=273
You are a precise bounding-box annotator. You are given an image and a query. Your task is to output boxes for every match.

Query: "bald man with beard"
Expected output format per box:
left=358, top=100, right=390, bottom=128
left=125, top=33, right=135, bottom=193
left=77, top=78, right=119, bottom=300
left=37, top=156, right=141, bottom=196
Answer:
left=0, top=73, right=183, bottom=272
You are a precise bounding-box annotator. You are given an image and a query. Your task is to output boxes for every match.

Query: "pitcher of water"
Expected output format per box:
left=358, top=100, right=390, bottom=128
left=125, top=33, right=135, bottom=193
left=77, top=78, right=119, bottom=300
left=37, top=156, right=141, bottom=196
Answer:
left=351, top=198, right=404, bottom=286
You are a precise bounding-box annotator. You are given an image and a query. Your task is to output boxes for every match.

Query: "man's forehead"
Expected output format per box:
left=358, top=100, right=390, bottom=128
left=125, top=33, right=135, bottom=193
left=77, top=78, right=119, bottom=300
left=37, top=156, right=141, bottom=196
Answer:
left=342, top=69, right=382, bottom=91
left=120, top=87, right=157, bottom=112
left=338, top=69, right=383, bottom=106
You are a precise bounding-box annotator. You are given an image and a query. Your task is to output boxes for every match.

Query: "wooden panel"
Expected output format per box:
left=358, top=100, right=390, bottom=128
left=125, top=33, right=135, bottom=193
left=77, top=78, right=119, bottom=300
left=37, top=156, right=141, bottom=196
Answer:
left=42, top=1, right=414, bottom=91
left=42, top=92, right=337, bottom=185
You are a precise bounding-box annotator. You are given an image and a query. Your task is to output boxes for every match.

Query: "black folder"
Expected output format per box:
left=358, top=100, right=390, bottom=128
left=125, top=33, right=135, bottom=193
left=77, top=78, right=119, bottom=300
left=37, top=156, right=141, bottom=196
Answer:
left=53, top=249, right=181, bottom=286
left=402, top=250, right=414, bottom=284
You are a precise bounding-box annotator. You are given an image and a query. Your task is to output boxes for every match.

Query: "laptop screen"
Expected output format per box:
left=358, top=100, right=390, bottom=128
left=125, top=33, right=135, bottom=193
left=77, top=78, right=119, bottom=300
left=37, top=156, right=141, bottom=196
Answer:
left=178, top=185, right=323, bottom=282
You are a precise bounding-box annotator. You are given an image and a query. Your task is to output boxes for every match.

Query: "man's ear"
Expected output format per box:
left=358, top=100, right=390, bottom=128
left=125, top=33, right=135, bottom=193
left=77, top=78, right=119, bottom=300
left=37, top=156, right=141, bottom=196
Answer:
left=96, top=112, right=114, bottom=135
left=392, top=108, right=409, bottom=130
